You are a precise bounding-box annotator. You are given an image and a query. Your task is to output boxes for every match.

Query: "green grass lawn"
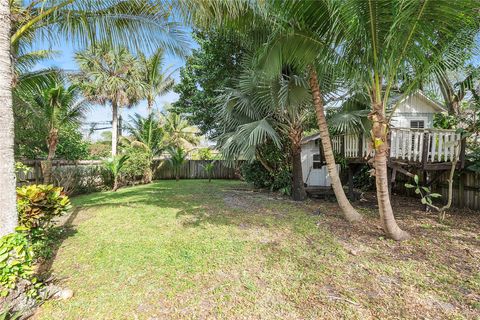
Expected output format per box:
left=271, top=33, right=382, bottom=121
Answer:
left=33, top=180, right=479, bottom=319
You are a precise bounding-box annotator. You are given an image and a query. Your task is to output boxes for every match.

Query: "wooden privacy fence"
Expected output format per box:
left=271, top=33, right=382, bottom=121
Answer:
left=152, top=160, right=242, bottom=180
left=395, top=170, right=480, bottom=211
left=17, top=159, right=242, bottom=184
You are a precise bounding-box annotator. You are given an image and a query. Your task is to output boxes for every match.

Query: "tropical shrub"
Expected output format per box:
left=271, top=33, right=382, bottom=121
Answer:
left=52, top=165, right=105, bottom=195
left=240, top=161, right=273, bottom=189
left=167, top=147, right=188, bottom=181
left=16, top=185, right=71, bottom=230
left=202, top=161, right=215, bottom=182
left=0, top=230, right=35, bottom=297
left=271, top=169, right=292, bottom=196
left=192, top=148, right=214, bottom=160
left=122, top=149, right=151, bottom=184
left=104, top=155, right=129, bottom=191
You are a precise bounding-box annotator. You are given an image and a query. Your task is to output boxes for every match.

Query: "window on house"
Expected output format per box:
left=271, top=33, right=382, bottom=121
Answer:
left=313, top=154, right=322, bottom=169
left=410, top=120, right=425, bottom=129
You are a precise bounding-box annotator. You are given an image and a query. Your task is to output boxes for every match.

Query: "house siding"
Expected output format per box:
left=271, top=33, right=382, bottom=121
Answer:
left=390, top=93, right=441, bottom=128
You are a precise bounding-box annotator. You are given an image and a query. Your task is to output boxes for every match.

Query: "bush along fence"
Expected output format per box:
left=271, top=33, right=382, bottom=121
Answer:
left=394, top=169, right=480, bottom=211
left=16, top=159, right=243, bottom=195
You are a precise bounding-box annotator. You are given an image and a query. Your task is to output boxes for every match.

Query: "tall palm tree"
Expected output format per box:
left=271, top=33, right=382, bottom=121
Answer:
left=138, top=48, right=175, bottom=114
left=124, top=113, right=164, bottom=183
left=335, top=0, right=478, bottom=240
left=73, top=43, right=143, bottom=157
left=181, top=0, right=363, bottom=222
left=161, top=111, right=199, bottom=149
left=0, top=2, right=17, bottom=237
left=28, top=79, right=89, bottom=183
left=217, top=64, right=311, bottom=201
left=0, top=0, right=190, bottom=235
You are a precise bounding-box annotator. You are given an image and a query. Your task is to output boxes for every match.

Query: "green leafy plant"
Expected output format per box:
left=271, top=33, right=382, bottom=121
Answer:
left=202, top=161, right=215, bottom=182
left=405, top=175, right=443, bottom=207
left=104, top=155, right=130, bottom=191
left=0, top=308, right=22, bottom=320
left=240, top=161, right=273, bottom=189
left=122, top=149, right=151, bottom=185
left=14, top=162, right=31, bottom=184
left=0, top=230, right=34, bottom=297
left=271, top=169, right=292, bottom=196
left=167, top=147, right=188, bottom=181
left=17, top=185, right=71, bottom=231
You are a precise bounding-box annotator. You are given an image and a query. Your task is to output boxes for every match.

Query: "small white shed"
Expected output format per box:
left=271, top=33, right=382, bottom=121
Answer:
left=300, top=134, right=333, bottom=187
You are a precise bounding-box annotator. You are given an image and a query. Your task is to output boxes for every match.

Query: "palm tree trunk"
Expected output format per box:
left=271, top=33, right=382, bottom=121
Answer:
left=370, top=102, right=410, bottom=240
left=42, top=128, right=59, bottom=184
left=290, top=128, right=306, bottom=201
left=0, top=4, right=18, bottom=237
left=308, top=68, right=362, bottom=222
left=147, top=98, right=153, bottom=115
left=113, top=176, right=119, bottom=191
left=111, top=100, right=118, bottom=157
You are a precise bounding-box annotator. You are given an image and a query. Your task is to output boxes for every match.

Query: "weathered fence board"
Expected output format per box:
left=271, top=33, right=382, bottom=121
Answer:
left=152, top=160, right=241, bottom=180
left=395, top=170, right=480, bottom=211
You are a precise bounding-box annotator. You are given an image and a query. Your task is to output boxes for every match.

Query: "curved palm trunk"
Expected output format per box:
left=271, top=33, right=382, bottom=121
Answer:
left=370, top=102, right=410, bottom=240
left=309, top=68, right=362, bottom=222
left=111, top=101, right=118, bottom=157
left=42, top=128, right=59, bottom=184
left=290, top=128, right=307, bottom=201
left=0, top=3, right=18, bottom=237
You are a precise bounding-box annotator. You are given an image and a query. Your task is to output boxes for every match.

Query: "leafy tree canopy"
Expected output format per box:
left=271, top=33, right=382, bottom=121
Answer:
left=172, top=29, right=248, bottom=138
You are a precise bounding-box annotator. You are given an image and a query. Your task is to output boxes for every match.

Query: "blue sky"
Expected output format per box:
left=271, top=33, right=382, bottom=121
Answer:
left=36, top=36, right=194, bottom=140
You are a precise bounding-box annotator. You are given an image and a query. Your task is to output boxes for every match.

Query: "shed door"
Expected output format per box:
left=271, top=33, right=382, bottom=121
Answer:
left=307, top=154, right=331, bottom=187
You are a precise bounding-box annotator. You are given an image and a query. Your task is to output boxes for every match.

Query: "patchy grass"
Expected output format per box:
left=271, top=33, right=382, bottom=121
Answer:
left=33, top=180, right=479, bottom=319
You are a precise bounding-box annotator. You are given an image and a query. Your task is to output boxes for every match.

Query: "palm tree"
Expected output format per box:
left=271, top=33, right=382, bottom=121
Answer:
left=138, top=48, right=175, bottom=114
left=124, top=113, right=164, bottom=183
left=334, top=0, right=478, bottom=240
left=181, top=0, right=362, bottom=221
left=0, top=2, right=17, bottom=237
left=28, top=79, right=90, bottom=184
left=73, top=43, right=143, bottom=157
left=167, top=147, right=188, bottom=181
left=217, top=63, right=311, bottom=201
left=161, top=111, right=199, bottom=149
left=0, top=0, right=190, bottom=235
left=104, top=154, right=129, bottom=191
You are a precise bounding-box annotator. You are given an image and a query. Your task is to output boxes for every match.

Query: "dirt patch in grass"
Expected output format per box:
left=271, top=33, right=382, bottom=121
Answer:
left=33, top=181, right=479, bottom=319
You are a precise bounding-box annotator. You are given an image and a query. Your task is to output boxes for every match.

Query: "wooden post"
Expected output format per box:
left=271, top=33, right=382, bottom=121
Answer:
left=459, top=137, right=466, bottom=169
left=348, top=164, right=354, bottom=200
left=422, top=132, right=430, bottom=169
left=458, top=171, right=465, bottom=209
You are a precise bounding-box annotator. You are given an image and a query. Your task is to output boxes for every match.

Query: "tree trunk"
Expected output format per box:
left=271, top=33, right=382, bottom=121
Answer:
left=0, top=4, right=18, bottom=237
left=290, top=128, right=307, bottom=201
left=308, top=68, right=362, bottom=222
left=113, top=176, right=119, bottom=191
left=147, top=98, right=153, bottom=115
left=43, top=128, right=59, bottom=184
left=369, top=102, right=410, bottom=241
left=111, top=101, right=118, bottom=157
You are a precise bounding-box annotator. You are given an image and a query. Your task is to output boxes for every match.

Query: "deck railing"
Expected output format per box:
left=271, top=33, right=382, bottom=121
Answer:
left=332, top=128, right=463, bottom=164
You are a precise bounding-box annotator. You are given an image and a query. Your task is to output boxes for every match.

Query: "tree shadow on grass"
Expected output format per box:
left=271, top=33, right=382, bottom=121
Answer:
left=37, top=208, right=80, bottom=280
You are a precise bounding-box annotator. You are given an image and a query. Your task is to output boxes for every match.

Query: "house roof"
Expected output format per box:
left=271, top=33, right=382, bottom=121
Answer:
left=301, top=133, right=321, bottom=144
left=389, top=90, right=446, bottom=113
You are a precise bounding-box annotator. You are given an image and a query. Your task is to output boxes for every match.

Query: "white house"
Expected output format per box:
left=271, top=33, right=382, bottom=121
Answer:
left=301, top=91, right=449, bottom=187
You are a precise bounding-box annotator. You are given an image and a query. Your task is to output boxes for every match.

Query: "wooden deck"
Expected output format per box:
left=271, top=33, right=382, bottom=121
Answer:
left=332, top=128, right=465, bottom=170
